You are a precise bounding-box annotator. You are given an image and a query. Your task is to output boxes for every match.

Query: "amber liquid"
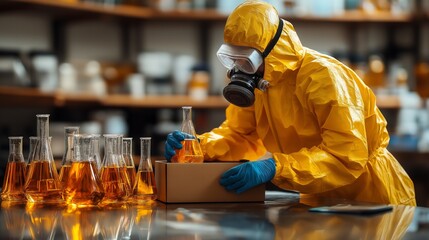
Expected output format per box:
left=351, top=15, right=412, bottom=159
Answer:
left=59, top=165, right=71, bottom=187
left=1, top=162, right=27, bottom=202
left=63, top=161, right=104, bottom=207
left=99, top=166, right=130, bottom=206
left=173, top=139, right=204, bottom=163
left=24, top=160, right=63, bottom=204
left=132, top=170, right=157, bottom=202
left=126, top=166, right=136, bottom=190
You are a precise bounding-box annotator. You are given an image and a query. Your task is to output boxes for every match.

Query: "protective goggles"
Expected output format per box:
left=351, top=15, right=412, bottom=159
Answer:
left=216, top=44, right=264, bottom=74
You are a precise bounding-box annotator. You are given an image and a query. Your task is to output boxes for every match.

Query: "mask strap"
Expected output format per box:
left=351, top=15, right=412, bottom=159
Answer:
left=262, top=17, right=283, bottom=58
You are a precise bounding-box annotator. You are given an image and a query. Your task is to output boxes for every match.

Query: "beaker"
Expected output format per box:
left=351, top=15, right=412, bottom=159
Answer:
left=132, top=137, right=157, bottom=203
left=63, top=134, right=104, bottom=207
left=123, top=137, right=136, bottom=191
left=90, top=134, right=102, bottom=175
left=1, top=136, right=27, bottom=202
left=24, top=114, right=64, bottom=205
left=99, top=134, right=131, bottom=208
left=173, top=106, right=204, bottom=163
left=59, top=126, right=79, bottom=187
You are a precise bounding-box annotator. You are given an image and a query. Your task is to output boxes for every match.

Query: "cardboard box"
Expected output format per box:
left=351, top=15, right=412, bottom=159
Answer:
left=155, top=160, right=265, bottom=203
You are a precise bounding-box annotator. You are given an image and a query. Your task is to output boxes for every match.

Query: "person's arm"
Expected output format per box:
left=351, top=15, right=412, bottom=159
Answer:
left=198, top=104, right=266, bottom=161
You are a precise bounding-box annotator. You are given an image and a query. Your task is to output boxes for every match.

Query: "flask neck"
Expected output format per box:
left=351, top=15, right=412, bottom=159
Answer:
left=36, top=114, right=50, bottom=140
left=73, top=135, right=93, bottom=161
left=8, top=137, right=24, bottom=162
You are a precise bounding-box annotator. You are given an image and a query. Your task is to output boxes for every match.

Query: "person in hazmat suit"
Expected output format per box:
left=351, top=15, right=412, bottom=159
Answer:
left=165, top=0, right=416, bottom=206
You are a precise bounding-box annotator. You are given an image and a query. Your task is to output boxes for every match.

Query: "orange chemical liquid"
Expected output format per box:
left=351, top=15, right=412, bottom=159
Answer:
left=24, top=160, right=63, bottom=204
left=132, top=170, right=157, bottom=202
left=63, top=161, right=104, bottom=207
left=59, top=165, right=71, bottom=186
left=173, top=139, right=204, bottom=163
left=1, top=161, right=27, bottom=202
left=90, top=161, right=99, bottom=177
left=99, top=166, right=130, bottom=206
left=126, top=166, right=136, bottom=189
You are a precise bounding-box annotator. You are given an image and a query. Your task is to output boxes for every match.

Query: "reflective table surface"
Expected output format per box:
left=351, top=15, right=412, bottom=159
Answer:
left=1, top=191, right=428, bottom=239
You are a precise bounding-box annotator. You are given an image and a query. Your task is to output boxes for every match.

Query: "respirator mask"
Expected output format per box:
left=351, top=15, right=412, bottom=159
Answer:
left=216, top=18, right=283, bottom=107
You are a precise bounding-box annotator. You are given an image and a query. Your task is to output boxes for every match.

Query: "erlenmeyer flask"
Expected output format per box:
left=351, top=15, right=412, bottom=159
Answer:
left=173, top=106, right=204, bottom=163
left=59, top=126, right=79, bottom=187
left=90, top=134, right=102, bottom=175
left=99, top=134, right=131, bottom=208
left=24, top=114, right=64, bottom=205
left=27, top=136, right=38, bottom=165
left=132, top=137, right=157, bottom=203
left=123, top=137, right=136, bottom=192
left=63, top=134, right=104, bottom=207
left=1, top=136, right=27, bottom=202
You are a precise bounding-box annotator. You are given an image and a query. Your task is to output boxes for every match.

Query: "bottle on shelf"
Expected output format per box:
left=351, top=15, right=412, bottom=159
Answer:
left=132, top=137, right=157, bottom=203
left=1, top=136, right=27, bottom=203
left=63, top=134, right=104, bottom=207
left=172, top=106, right=204, bottom=163
left=59, top=126, right=80, bottom=186
left=24, top=114, right=64, bottom=205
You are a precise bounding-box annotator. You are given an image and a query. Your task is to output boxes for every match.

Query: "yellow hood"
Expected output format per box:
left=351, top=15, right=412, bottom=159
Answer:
left=224, top=0, right=305, bottom=86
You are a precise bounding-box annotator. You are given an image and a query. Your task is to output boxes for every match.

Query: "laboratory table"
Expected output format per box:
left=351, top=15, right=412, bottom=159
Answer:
left=0, top=191, right=428, bottom=239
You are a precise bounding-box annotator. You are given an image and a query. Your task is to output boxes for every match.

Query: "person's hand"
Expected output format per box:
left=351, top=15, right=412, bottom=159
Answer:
left=164, top=130, right=187, bottom=162
left=220, top=158, right=276, bottom=194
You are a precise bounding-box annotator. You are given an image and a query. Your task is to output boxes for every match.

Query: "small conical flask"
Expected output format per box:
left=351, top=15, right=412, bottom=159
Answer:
left=24, top=114, right=64, bottom=205
left=90, top=134, right=102, bottom=175
left=132, top=137, right=157, bottom=203
left=1, top=136, right=27, bottom=202
left=99, top=134, right=131, bottom=208
left=173, top=106, right=204, bottom=163
left=27, top=136, right=38, bottom=165
left=59, top=126, right=80, bottom=187
left=123, top=137, right=136, bottom=192
left=63, top=134, right=104, bottom=207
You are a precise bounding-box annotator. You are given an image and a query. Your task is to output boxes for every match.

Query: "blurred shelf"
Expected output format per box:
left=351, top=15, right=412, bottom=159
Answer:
left=0, top=86, right=409, bottom=109
left=0, top=0, right=415, bottom=23
left=375, top=94, right=401, bottom=109
left=0, top=86, right=228, bottom=109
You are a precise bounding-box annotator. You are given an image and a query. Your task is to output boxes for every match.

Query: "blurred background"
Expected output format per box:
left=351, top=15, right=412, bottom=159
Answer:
left=0, top=0, right=429, bottom=205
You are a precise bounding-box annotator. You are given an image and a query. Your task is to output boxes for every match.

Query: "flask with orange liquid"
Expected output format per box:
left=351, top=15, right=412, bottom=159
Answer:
left=99, top=134, right=131, bottom=208
left=24, top=114, right=64, bottom=205
left=1, top=136, right=27, bottom=203
left=59, top=126, right=79, bottom=187
left=63, top=134, right=104, bottom=207
left=172, top=106, right=204, bottom=163
left=132, top=137, right=157, bottom=203
left=122, top=137, right=136, bottom=192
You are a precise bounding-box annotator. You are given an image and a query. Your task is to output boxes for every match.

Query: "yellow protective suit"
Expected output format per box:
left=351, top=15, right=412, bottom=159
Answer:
left=199, top=0, right=416, bottom=206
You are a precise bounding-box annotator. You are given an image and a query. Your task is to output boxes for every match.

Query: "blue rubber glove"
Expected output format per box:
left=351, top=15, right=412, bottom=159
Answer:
left=164, top=130, right=186, bottom=162
left=220, top=158, right=276, bottom=194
